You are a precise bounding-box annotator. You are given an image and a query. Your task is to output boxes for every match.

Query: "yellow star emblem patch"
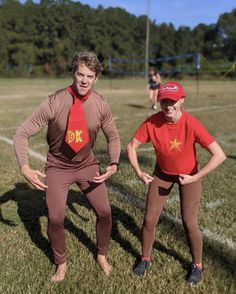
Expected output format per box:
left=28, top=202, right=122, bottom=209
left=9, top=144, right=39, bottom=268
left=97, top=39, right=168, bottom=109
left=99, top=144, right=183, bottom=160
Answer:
left=170, top=138, right=182, bottom=151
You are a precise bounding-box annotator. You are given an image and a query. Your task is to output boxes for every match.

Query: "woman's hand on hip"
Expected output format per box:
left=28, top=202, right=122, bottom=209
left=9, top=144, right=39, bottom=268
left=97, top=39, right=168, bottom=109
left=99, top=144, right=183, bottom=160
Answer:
left=138, top=172, right=154, bottom=185
left=179, top=174, right=199, bottom=185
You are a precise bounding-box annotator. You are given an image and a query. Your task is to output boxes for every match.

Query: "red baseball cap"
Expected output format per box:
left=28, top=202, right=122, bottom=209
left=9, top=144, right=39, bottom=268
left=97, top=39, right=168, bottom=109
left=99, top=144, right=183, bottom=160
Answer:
left=158, top=81, right=186, bottom=102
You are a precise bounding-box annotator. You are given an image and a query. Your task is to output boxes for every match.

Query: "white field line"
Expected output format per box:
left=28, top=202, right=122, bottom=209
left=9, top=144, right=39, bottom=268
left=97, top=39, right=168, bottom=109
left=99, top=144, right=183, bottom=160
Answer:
left=109, top=185, right=236, bottom=250
left=0, top=135, right=46, bottom=162
left=0, top=135, right=235, bottom=250
left=205, top=199, right=225, bottom=209
left=0, top=94, right=27, bottom=99
left=32, top=143, right=48, bottom=149
left=0, top=107, right=34, bottom=114
left=0, top=93, right=48, bottom=100
left=0, top=127, right=17, bottom=131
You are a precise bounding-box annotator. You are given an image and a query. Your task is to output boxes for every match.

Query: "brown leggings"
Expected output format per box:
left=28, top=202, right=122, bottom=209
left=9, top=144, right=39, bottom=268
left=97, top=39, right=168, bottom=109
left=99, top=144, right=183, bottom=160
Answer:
left=142, top=166, right=202, bottom=264
left=45, top=164, right=111, bottom=265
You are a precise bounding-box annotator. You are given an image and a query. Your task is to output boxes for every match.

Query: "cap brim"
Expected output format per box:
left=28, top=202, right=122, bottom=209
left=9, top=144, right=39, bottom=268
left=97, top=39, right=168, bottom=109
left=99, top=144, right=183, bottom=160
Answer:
left=158, top=96, right=180, bottom=101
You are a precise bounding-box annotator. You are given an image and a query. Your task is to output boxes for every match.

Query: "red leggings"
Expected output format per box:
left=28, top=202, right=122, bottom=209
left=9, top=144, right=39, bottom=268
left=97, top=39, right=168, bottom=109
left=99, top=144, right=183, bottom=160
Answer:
left=142, top=166, right=202, bottom=264
left=45, top=164, right=111, bottom=265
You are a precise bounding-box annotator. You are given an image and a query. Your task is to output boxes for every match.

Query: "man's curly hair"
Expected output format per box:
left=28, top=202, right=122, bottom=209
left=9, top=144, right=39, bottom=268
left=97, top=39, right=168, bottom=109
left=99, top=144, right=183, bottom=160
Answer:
left=71, top=52, right=103, bottom=77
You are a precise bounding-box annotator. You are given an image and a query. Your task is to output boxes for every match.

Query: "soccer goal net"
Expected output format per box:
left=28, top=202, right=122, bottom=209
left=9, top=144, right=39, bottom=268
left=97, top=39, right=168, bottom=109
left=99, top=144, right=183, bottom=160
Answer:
left=108, top=53, right=200, bottom=77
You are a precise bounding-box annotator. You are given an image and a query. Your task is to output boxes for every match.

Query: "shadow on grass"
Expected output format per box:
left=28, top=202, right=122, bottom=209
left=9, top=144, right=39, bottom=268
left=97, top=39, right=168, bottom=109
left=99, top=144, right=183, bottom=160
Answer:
left=0, top=182, right=185, bottom=269
left=1, top=181, right=235, bottom=278
left=107, top=177, right=236, bottom=277
left=126, top=104, right=146, bottom=109
left=227, top=155, right=236, bottom=160
left=0, top=183, right=53, bottom=262
left=0, top=183, right=98, bottom=263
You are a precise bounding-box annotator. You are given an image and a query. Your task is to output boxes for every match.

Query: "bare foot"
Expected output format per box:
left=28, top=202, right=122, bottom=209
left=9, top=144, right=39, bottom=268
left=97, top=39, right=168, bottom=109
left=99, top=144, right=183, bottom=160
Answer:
left=51, top=262, right=67, bottom=282
left=97, top=254, right=113, bottom=276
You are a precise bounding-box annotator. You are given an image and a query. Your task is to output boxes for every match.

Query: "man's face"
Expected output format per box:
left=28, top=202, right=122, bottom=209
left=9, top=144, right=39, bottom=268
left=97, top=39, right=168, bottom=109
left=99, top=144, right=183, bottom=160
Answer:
left=73, top=63, right=97, bottom=96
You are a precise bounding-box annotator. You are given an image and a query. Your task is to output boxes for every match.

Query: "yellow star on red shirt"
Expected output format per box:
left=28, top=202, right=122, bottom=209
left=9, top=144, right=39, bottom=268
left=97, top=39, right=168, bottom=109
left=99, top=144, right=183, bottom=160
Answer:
left=170, top=138, right=182, bottom=151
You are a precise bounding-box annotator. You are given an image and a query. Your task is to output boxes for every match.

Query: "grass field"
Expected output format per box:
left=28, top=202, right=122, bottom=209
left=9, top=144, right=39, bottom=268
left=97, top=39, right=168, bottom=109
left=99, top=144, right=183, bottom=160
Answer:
left=0, top=77, right=235, bottom=293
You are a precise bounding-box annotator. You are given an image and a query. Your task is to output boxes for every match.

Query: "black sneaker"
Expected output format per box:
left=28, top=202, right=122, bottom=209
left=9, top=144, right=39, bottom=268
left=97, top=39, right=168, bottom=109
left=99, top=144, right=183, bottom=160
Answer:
left=187, top=264, right=203, bottom=286
left=133, top=260, right=151, bottom=277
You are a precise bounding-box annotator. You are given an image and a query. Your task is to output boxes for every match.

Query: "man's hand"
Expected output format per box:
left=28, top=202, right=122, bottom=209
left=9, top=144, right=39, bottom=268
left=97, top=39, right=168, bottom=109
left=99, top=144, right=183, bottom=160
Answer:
left=93, top=164, right=118, bottom=183
left=21, top=164, right=48, bottom=190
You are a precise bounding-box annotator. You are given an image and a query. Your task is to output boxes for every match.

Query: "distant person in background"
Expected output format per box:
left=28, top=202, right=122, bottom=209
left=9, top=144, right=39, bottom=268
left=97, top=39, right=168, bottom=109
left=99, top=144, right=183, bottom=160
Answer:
left=44, top=62, right=50, bottom=76
left=147, top=67, right=161, bottom=111
left=14, top=52, right=120, bottom=282
left=127, top=81, right=226, bottom=286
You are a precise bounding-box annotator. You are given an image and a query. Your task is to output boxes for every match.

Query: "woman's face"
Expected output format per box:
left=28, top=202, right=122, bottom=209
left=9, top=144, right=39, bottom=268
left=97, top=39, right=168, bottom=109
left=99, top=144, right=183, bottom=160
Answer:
left=149, top=70, right=155, bottom=76
left=160, top=98, right=184, bottom=122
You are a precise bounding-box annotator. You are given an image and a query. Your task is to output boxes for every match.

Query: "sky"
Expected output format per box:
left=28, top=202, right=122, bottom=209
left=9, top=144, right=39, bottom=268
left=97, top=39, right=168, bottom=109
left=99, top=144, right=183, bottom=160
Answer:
left=78, top=0, right=236, bottom=29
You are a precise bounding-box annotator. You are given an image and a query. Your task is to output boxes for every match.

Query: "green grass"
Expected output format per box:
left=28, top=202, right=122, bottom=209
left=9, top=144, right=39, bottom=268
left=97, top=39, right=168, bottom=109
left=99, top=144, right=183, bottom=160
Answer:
left=0, top=77, right=236, bottom=293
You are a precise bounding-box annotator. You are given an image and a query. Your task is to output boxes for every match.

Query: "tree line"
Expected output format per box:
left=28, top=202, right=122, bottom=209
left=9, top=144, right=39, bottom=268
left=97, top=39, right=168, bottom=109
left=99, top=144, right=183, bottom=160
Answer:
left=0, top=0, right=235, bottom=77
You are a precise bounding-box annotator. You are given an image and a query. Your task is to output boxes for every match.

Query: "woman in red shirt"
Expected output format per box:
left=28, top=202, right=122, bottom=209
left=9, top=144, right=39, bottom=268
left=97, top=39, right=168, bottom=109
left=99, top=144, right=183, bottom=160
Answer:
left=127, top=81, right=226, bottom=286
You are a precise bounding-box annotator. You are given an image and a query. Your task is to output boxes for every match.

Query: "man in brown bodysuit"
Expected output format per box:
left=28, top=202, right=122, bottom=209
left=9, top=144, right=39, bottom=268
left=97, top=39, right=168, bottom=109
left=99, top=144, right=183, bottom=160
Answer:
left=13, top=52, right=121, bottom=282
